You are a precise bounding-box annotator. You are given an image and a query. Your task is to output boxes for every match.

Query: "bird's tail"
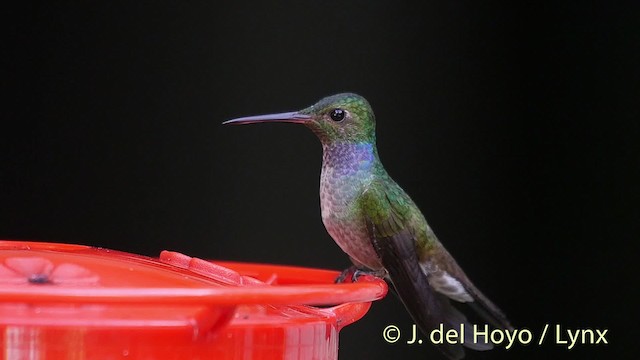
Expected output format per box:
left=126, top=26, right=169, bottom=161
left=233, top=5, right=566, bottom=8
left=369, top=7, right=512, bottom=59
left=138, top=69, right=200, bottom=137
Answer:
left=388, top=269, right=494, bottom=359
left=371, top=227, right=493, bottom=359
left=464, top=282, right=513, bottom=331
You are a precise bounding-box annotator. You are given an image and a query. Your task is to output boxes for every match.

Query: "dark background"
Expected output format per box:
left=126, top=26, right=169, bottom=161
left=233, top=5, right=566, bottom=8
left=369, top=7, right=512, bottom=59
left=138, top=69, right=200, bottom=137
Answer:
left=2, top=1, right=638, bottom=359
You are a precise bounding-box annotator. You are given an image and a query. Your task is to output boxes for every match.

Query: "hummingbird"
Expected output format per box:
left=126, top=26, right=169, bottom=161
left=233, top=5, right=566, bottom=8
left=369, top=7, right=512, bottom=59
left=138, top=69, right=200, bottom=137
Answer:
left=224, top=93, right=512, bottom=359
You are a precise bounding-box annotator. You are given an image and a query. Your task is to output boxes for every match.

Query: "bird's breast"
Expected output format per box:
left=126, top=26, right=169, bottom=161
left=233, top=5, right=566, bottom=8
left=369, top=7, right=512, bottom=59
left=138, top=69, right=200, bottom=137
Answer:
left=319, top=152, right=383, bottom=270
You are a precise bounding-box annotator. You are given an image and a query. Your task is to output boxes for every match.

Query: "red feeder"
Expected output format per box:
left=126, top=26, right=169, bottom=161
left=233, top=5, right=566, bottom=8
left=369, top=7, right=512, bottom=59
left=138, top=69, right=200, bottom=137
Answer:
left=0, top=240, right=387, bottom=359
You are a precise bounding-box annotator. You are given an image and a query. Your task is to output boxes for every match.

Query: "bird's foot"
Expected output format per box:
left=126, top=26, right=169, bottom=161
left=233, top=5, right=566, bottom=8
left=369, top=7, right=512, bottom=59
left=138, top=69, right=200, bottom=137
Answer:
left=335, top=266, right=386, bottom=283
left=335, top=266, right=359, bottom=283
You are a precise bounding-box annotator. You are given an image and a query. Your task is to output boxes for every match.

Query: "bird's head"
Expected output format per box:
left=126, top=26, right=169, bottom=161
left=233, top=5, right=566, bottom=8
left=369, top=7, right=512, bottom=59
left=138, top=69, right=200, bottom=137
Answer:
left=224, top=93, right=376, bottom=145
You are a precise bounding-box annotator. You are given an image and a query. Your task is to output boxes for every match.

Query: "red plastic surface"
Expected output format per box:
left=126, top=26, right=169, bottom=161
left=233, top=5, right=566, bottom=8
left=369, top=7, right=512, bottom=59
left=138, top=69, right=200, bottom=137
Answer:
left=0, top=240, right=387, bottom=359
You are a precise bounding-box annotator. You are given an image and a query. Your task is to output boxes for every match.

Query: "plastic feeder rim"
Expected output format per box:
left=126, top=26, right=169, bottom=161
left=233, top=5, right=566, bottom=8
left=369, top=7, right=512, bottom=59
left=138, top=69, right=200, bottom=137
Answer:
left=0, top=240, right=388, bottom=360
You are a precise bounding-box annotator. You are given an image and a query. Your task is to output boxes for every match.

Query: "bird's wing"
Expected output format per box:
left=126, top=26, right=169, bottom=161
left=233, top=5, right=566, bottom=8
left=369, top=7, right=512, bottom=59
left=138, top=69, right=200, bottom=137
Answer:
left=357, top=180, right=493, bottom=359
left=426, top=246, right=514, bottom=331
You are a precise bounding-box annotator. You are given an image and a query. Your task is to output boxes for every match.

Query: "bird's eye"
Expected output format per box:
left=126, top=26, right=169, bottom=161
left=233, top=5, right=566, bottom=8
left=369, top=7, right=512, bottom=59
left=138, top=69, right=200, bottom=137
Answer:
left=329, top=108, right=346, bottom=122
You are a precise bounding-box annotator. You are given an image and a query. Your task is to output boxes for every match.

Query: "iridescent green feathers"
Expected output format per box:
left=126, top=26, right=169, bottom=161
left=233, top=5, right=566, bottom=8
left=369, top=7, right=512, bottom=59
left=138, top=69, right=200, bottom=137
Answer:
left=300, top=93, right=376, bottom=144
left=358, top=177, right=431, bottom=250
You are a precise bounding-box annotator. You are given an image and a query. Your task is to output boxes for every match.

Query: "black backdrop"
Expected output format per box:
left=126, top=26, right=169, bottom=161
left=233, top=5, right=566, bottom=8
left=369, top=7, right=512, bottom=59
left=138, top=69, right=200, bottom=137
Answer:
left=2, top=2, right=637, bottom=359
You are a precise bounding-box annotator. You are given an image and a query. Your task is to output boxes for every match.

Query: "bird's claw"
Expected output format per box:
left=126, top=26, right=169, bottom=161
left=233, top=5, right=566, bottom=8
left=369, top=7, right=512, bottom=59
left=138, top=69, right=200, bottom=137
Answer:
left=335, top=265, right=359, bottom=283
left=335, top=266, right=385, bottom=283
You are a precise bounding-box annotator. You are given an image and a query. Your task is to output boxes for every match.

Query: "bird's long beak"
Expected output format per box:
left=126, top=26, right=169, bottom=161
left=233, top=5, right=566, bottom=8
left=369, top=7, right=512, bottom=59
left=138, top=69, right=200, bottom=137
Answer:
left=223, top=111, right=312, bottom=125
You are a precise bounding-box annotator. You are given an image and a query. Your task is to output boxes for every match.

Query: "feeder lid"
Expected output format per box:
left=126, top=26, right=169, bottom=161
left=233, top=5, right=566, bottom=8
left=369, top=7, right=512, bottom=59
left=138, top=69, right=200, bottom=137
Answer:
left=0, top=240, right=387, bottom=328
